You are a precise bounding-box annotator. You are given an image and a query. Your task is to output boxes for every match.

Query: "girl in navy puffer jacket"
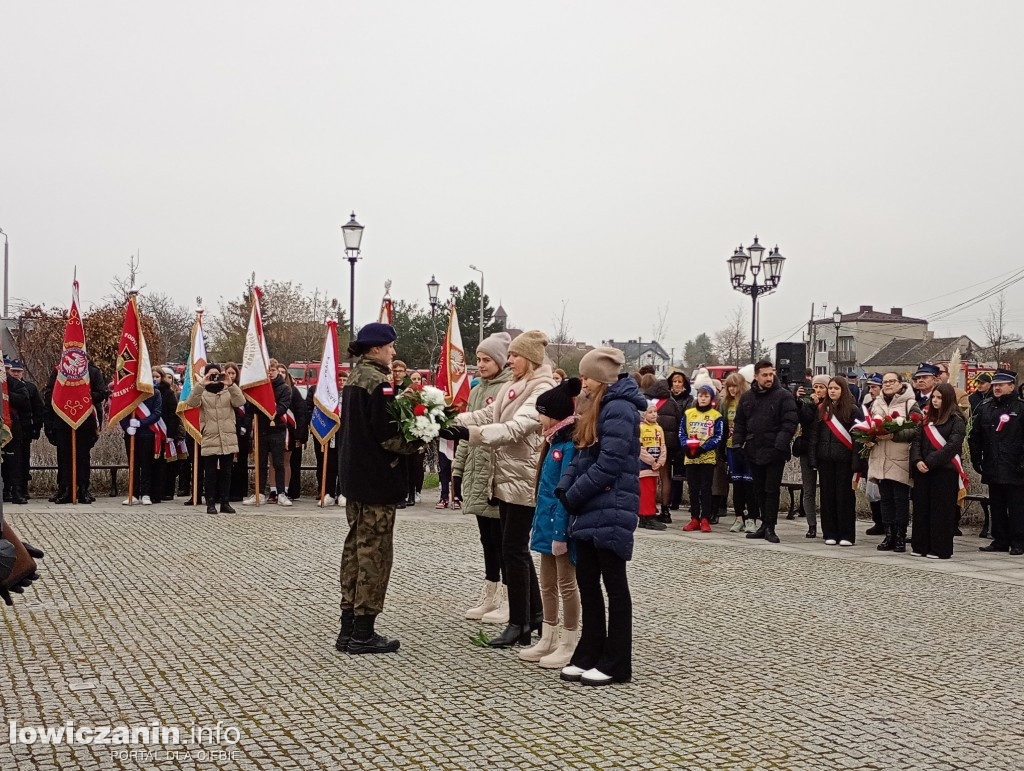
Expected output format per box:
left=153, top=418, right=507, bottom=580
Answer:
left=556, top=348, right=645, bottom=686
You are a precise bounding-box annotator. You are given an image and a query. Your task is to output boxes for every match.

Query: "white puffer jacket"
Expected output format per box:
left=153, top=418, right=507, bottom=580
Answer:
left=457, top=364, right=556, bottom=507
left=867, top=385, right=922, bottom=486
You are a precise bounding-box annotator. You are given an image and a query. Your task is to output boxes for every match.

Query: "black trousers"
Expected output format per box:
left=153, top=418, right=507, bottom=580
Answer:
left=733, top=480, right=755, bottom=519
left=123, top=434, right=156, bottom=497
left=818, top=459, right=856, bottom=543
left=911, top=468, right=958, bottom=558
left=203, top=454, right=233, bottom=506
left=407, top=455, right=425, bottom=499
left=16, top=434, right=31, bottom=496
left=313, top=440, right=339, bottom=500
left=287, top=443, right=303, bottom=499
left=150, top=457, right=166, bottom=503
left=256, top=429, right=286, bottom=494
left=230, top=434, right=250, bottom=500
left=55, top=426, right=95, bottom=492
left=178, top=436, right=196, bottom=497
left=2, top=437, right=23, bottom=496
left=476, top=515, right=504, bottom=583
left=878, top=479, right=911, bottom=528
left=686, top=464, right=715, bottom=521
left=750, top=460, right=785, bottom=528
left=438, top=449, right=454, bottom=500
left=498, top=500, right=541, bottom=626
left=988, top=482, right=1024, bottom=550
left=570, top=538, right=632, bottom=682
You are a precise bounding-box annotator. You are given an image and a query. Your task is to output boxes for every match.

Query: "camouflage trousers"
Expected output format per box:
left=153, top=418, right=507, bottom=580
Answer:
left=339, top=500, right=397, bottom=617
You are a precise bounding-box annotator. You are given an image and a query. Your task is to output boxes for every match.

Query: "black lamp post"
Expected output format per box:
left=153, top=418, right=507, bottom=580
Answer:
left=341, top=212, right=364, bottom=364
left=728, top=236, right=786, bottom=363
left=832, top=307, right=843, bottom=376
left=427, top=275, right=441, bottom=376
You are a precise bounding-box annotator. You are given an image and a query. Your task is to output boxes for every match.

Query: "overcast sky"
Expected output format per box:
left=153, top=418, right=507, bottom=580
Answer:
left=3, top=1, right=1023, bottom=361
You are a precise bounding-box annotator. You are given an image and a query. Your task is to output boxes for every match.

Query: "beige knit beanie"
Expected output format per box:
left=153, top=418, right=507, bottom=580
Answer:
left=508, top=330, right=548, bottom=367
left=477, top=331, right=512, bottom=365
left=579, top=347, right=625, bottom=384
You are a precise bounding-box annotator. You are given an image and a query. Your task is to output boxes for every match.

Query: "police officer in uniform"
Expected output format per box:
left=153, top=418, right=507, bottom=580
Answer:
left=968, top=369, right=1024, bottom=555
left=8, top=361, right=44, bottom=500
left=335, top=323, right=423, bottom=654
left=2, top=358, right=32, bottom=504
left=43, top=362, right=109, bottom=504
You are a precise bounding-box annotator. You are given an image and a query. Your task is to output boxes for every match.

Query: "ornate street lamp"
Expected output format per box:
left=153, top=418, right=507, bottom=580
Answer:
left=832, top=307, right=843, bottom=375
left=341, top=212, right=364, bottom=363
left=727, top=236, right=787, bottom=363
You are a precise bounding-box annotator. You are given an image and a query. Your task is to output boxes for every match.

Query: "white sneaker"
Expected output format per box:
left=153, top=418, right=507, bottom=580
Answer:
left=911, top=551, right=926, bottom=557
left=415, top=492, right=421, bottom=504
left=580, top=668, right=614, bottom=686
left=839, top=539, right=853, bottom=547
left=141, top=495, right=153, bottom=506
left=560, top=665, right=586, bottom=682
left=824, top=539, right=838, bottom=545
left=926, top=554, right=941, bottom=559
left=336, top=495, right=346, bottom=506
left=322, top=494, right=336, bottom=507
left=121, top=497, right=140, bottom=506
left=241, top=495, right=258, bottom=506
left=277, top=494, right=293, bottom=507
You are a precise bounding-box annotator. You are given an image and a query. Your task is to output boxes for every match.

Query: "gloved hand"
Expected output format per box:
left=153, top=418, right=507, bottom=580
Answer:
left=240, top=427, right=247, bottom=435
left=126, top=426, right=137, bottom=436
left=129, top=418, right=141, bottom=429
left=439, top=425, right=469, bottom=441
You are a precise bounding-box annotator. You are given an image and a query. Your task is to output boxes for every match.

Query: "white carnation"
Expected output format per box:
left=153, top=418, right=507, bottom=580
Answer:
left=421, top=386, right=447, bottom=408
left=895, top=416, right=905, bottom=425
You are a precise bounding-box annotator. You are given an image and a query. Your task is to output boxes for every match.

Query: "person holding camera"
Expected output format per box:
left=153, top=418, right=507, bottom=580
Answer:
left=185, top=363, right=246, bottom=515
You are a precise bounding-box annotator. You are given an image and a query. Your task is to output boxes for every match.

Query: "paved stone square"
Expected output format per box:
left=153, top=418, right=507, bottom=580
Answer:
left=2, top=499, right=1023, bottom=770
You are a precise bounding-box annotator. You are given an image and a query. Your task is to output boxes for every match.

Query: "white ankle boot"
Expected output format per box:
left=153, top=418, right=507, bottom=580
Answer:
left=480, top=586, right=509, bottom=624
left=518, top=622, right=558, bottom=662
left=538, top=627, right=580, bottom=669
left=465, top=580, right=501, bottom=620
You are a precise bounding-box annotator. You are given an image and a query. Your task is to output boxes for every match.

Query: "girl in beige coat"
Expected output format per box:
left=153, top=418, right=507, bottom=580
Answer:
left=185, top=363, right=246, bottom=515
left=443, top=330, right=556, bottom=649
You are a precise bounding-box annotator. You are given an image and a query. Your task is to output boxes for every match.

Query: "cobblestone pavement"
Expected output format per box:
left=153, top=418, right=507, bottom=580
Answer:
left=2, top=499, right=1022, bottom=770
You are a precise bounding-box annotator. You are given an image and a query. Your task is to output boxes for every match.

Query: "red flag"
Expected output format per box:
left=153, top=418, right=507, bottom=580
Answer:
left=240, top=287, right=276, bottom=418
left=108, top=293, right=154, bottom=427
left=51, top=280, right=96, bottom=429
left=436, top=305, right=471, bottom=408
left=0, top=337, right=11, bottom=449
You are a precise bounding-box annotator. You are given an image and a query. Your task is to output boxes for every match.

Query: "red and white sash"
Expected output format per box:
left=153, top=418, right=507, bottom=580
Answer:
left=824, top=412, right=862, bottom=489
left=924, top=422, right=969, bottom=502
left=134, top=402, right=168, bottom=459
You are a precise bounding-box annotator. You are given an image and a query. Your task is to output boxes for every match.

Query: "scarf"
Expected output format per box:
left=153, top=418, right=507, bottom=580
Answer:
left=543, top=415, right=577, bottom=441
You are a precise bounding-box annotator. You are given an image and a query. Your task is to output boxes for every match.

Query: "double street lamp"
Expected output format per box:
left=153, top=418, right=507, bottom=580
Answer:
left=832, top=307, right=843, bottom=375
left=728, top=236, right=786, bottom=363
left=341, top=212, right=364, bottom=363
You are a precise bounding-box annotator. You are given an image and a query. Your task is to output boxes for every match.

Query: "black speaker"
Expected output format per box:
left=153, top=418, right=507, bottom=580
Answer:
left=775, top=342, right=807, bottom=386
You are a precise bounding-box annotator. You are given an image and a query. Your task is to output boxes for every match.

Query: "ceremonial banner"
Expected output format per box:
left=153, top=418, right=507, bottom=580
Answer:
left=51, top=280, right=95, bottom=429
left=240, top=287, right=275, bottom=418
left=436, top=305, right=471, bottom=408
left=0, top=336, right=12, bottom=449
left=378, top=295, right=393, bottom=324
left=108, top=293, right=154, bottom=427
left=310, top=321, right=341, bottom=444
left=176, top=310, right=207, bottom=443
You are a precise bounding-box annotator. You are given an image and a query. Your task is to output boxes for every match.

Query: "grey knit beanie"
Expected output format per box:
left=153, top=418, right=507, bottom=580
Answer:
left=476, top=332, right=512, bottom=365
left=579, top=347, right=625, bottom=384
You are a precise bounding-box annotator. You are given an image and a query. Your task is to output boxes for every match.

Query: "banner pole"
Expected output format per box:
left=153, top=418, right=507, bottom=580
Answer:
left=254, top=420, right=260, bottom=507
left=319, top=441, right=328, bottom=507
left=128, top=434, right=136, bottom=505
left=192, top=442, right=199, bottom=506
left=71, top=430, right=78, bottom=504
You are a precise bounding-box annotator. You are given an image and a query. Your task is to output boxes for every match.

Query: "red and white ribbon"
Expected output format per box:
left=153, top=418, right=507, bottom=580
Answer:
left=924, top=422, right=969, bottom=501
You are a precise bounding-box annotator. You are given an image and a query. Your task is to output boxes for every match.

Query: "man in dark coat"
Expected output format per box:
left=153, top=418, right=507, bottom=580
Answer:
left=968, top=369, right=1024, bottom=555
left=969, top=372, right=992, bottom=414
left=7, top=361, right=43, bottom=501
left=43, top=362, right=108, bottom=504
left=336, top=323, right=423, bottom=655
left=243, top=360, right=292, bottom=506
left=732, top=360, right=798, bottom=543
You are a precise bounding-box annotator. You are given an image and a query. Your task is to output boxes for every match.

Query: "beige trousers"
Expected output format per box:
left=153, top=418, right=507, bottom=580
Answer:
left=539, top=552, right=581, bottom=630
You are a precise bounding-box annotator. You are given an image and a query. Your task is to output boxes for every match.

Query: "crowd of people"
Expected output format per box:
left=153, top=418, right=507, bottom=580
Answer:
left=4, top=325, right=1024, bottom=687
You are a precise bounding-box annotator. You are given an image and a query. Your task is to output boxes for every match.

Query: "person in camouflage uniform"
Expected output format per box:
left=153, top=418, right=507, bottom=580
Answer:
left=335, top=323, right=423, bottom=654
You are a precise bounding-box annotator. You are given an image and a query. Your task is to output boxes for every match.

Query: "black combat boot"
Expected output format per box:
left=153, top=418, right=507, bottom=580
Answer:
left=893, top=525, right=907, bottom=553
left=335, top=609, right=355, bottom=652
left=54, top=487, right=73, bottom=504
left=206, top=502, right=219, bottom=515
left=347, top=615, right=400, bottom=654
left=764, top=526, right=780, bottom=544
left=220, top=501, right=236, bottom=514
left=658, top=505, right=672, bottom=524
left=876, top=525, right=895, bottom=551
left=76, top=487, right=94, bottom=504
left=865, top=501, right=884, bottom=535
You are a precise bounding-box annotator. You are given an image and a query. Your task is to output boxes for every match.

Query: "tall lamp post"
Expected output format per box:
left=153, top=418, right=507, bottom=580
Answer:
left=468, top=264, right=484, bottom=352
left=0, top=227, right=8, bottom=318
left=728, top=236, right=786, bottom=363
left=341, top=212, right=364, bottom=364
left=427, top=275, right=440, bottom=376
left=832, top=307, right=843, bottom=376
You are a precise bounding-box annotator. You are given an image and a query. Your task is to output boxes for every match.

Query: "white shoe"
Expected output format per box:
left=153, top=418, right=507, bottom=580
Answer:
left=728, top=517, right=744, bottom=533
left=277, top=494, right=293, bottom=507
left=560, top=664, right=586, bottom=682
left=926, top=554, right=941, bottom=559
left=141, top=495, right=152, bottom=506
left=241, top=495, right=258, bottom=506
left=580, top=668, right=614, bottom=686
left=539, top=627, right=579, bottom=670
left=480, top=587, right=509, bottom=624
left=322, top=494, right=336, bottom=507
left=824, top=539, right=838, bottom=545
left=465, top=580, right=501, bottom=620
left=744, top=519, right=758, bottom=534
left=336, top=495, right=346, bottom=506
left=519, top=623, right=559, bottom=662
left=415, top=492, right=421, bottom=504
left=121, top=497, right=140, bottom=506
left=839, top=539, right=853, bottom=547
left=911, top=551, right=925, bottom=557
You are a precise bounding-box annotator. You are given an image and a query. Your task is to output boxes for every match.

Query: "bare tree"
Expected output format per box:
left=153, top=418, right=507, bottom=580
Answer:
left=549, top=300, right=574, bottom=369
left=146, top=292, right=194, bottom=363
left=712, top=306, right=750, bottom=367
left=651, top=303, right=670, bottom=346
left=981, top=292, right=1023, bottom=365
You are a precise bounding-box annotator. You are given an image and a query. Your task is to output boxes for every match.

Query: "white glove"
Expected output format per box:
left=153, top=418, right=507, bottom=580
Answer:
left=126, top=426, right=137, bottom=436
left=240, top=428, right=247, bottom=436
left=129, top=418, right=141, bottom=429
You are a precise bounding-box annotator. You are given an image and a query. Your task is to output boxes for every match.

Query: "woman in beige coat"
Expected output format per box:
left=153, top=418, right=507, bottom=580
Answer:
left=442, top=330, right=556, bottom=649
left=185, top=363, right=246, bottom=515
left=865, top=372, right=924, bottom=552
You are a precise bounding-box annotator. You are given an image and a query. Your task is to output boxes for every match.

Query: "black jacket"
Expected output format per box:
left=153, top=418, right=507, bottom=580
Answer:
left=808, top=404, right=864, bottom=468
left=910, top=412, right=966, bottom=472
left=158, top=383, right=181, bottom=441
left=246, top=374, right=292, bottom=434
left=6, top=377, right=31, bottom=439
left=645, top=380, right=683, bottom=454
left=732, top=378, right=798, bottom=465
left=290, top=385, right=309, bottom=444
left=339, top=357, right=421, bottom=504
left=23, top=380, right=44, bottom=439
left=967, top=393, right=1024, bottom=486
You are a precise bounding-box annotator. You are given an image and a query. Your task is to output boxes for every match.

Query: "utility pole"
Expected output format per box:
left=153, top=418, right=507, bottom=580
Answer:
left=807, top=303, right=816, bottom=376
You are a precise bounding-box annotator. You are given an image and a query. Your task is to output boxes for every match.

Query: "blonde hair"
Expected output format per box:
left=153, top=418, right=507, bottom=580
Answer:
left=574, top=382, right=608, bottom=448
left=721, top=372, right=749, bottom=410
